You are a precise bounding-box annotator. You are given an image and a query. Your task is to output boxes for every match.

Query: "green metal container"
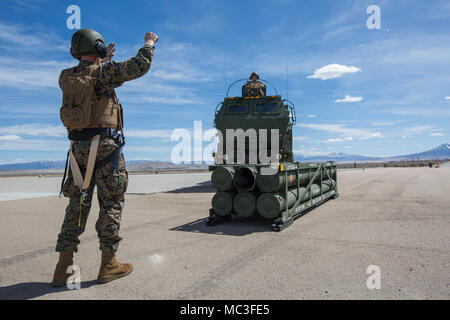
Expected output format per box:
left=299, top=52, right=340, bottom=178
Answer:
left=232, top=166, right=258, bottom=192
left=256, top=180, right=335, bottom=219
left=233, top=192, right=258, bottom=218
left=256, top=168, right=336, bottom=192
left=211, top=192, right=234, bottom=216
left=211, top=166, right=235, bottom=191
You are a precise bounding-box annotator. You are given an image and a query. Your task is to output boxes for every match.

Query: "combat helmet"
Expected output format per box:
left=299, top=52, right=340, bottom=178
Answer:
left=70, top=29, right=108, bottom=60
left=250, top=72, right=260, bottom=80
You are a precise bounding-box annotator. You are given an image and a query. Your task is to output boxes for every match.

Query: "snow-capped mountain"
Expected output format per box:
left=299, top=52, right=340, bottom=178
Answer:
left=294, top=143, right=450, bottom=163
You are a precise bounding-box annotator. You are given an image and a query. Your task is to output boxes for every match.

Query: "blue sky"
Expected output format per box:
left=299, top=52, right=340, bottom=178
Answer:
left=0, top=0, right=449, bottom=164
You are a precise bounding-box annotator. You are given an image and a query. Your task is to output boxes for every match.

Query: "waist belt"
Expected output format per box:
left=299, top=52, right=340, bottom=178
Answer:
left=69, top=128, right=121, bottom=141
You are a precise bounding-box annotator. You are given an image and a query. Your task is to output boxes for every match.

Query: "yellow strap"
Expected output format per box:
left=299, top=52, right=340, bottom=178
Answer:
left=78, top=196, right=82, bottom=227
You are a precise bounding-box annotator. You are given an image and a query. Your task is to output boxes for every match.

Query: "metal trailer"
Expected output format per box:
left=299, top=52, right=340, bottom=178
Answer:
left=207, top=162, right=338, bottom=231
left=268, top=162, right=338, bottom=231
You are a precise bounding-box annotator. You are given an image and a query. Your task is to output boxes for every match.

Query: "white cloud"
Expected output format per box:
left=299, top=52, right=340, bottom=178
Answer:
left=126, top=129, right=172, bottom=139
left=445, top=97, right=450, bottom=100
left=0, top=65, right=59, bottom=89
left=335, top=94, right=363, bottom=103
left=0, top=138, right=67, bottom=151
left=306, top=114, right=317, bottom=118
left=125, top=145, right=173, bottom=153
left=0, top=22, right=45, bottom=47
left=0, top=21, right=66, bottom=51
left=360, top=132, right=382, bottom=140
left=307, top=64, right=361, bottom=80
left=0, top=57, right=72, bottom=89
left=134, top=41, right=217, bottom=83
left=326, top=137, right=354, bottom=143
left=380, top=108, right=450, bottom=118
left=403, top=125, right=435, bottom=136
left=430, top=132, right=445, bottom=136
left=298, top=123, right=382, bottom=140
left=142, top=96, right=202, bottom=105
left=293, top=149, right=328, bottom=156
left=8, top=0, right=42, bottom=11
left=0, top=135, right=22, bottom=141
left=370, top=121, right=399, bottom=126
left=293, top=136, right=308, bottom=141
left=0, top=124, right=66, bottom=137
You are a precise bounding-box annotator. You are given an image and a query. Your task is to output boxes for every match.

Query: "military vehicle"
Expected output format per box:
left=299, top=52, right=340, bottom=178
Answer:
left=207, top=79, right=338, bottom=231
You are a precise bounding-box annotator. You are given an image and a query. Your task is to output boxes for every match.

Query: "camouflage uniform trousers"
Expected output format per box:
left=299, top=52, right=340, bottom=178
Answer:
left=56, top=135, right=128, bottom=253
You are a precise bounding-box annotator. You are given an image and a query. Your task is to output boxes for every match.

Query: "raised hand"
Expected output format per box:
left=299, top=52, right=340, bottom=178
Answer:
left=145, top=32, right=159, bottom=46
left=102, top=43, right=116, bottom=63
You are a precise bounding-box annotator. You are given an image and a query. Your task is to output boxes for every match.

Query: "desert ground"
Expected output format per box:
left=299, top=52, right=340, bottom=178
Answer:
left=0, top=166, right=449, bottom=299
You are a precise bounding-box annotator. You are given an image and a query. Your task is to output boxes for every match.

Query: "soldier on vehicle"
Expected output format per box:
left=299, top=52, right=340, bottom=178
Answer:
left=242, top=72, right=266, bottom=97
left=52, top=29, right=158, bottom=286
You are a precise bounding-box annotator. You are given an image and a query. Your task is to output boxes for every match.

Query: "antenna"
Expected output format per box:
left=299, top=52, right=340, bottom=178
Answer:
left=286, top=55, right=289, bottom=100
left=225, top=69, right=228, bottom=96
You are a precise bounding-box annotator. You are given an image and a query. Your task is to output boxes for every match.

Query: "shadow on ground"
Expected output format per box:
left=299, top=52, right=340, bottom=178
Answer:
left=0, top=280, right=97, bottom=300
left=166, top=181, right=215, bottom=194
left=170, top=216, right=274, bottom=236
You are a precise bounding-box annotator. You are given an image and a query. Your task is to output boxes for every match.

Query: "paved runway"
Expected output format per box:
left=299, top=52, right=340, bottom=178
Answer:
left=0, top=172, right=211, bottom=201
left=0, top=167, right=448, bottom=299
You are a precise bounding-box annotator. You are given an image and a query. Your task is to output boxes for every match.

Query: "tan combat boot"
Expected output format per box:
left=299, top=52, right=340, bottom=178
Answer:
left=97, top=250, right=133, bottom=284
left=52, top=251, right=75, bottom=287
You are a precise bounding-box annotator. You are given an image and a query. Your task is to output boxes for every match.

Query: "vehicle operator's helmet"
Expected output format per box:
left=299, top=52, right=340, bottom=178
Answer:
left=250, top=72, right=260, bottom=80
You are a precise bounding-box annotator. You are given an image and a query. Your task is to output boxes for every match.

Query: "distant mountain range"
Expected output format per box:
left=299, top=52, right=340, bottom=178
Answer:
left=388, top=143, right=450, bottom=161
left=295, top=152, right=379, bottom=163
left=0, top=160, right=67, bottom=171
left=0, top=160, right=149, bottom=171
left=295, top=143, right=450, bottom=163
left=0, top=159, right=207, bottom=171
left=0, top=143, right=448, bottom=171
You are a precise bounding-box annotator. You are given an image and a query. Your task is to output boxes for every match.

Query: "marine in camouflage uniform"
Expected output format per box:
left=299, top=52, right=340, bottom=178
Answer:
left=56, top=40, right=154, bottom=253
left=52, top=29, right=158, bottom=286
left=242, top=72, right=266, bottom=97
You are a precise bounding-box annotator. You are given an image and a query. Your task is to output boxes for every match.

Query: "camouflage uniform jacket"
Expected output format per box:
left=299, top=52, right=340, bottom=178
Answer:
left=242, top=80, right=266, bottom=97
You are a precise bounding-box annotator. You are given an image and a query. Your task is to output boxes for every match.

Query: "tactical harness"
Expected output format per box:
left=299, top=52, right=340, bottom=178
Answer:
left=59, top=64, right=125, bottom=226
left=59, top=128, right=125, bottom=226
